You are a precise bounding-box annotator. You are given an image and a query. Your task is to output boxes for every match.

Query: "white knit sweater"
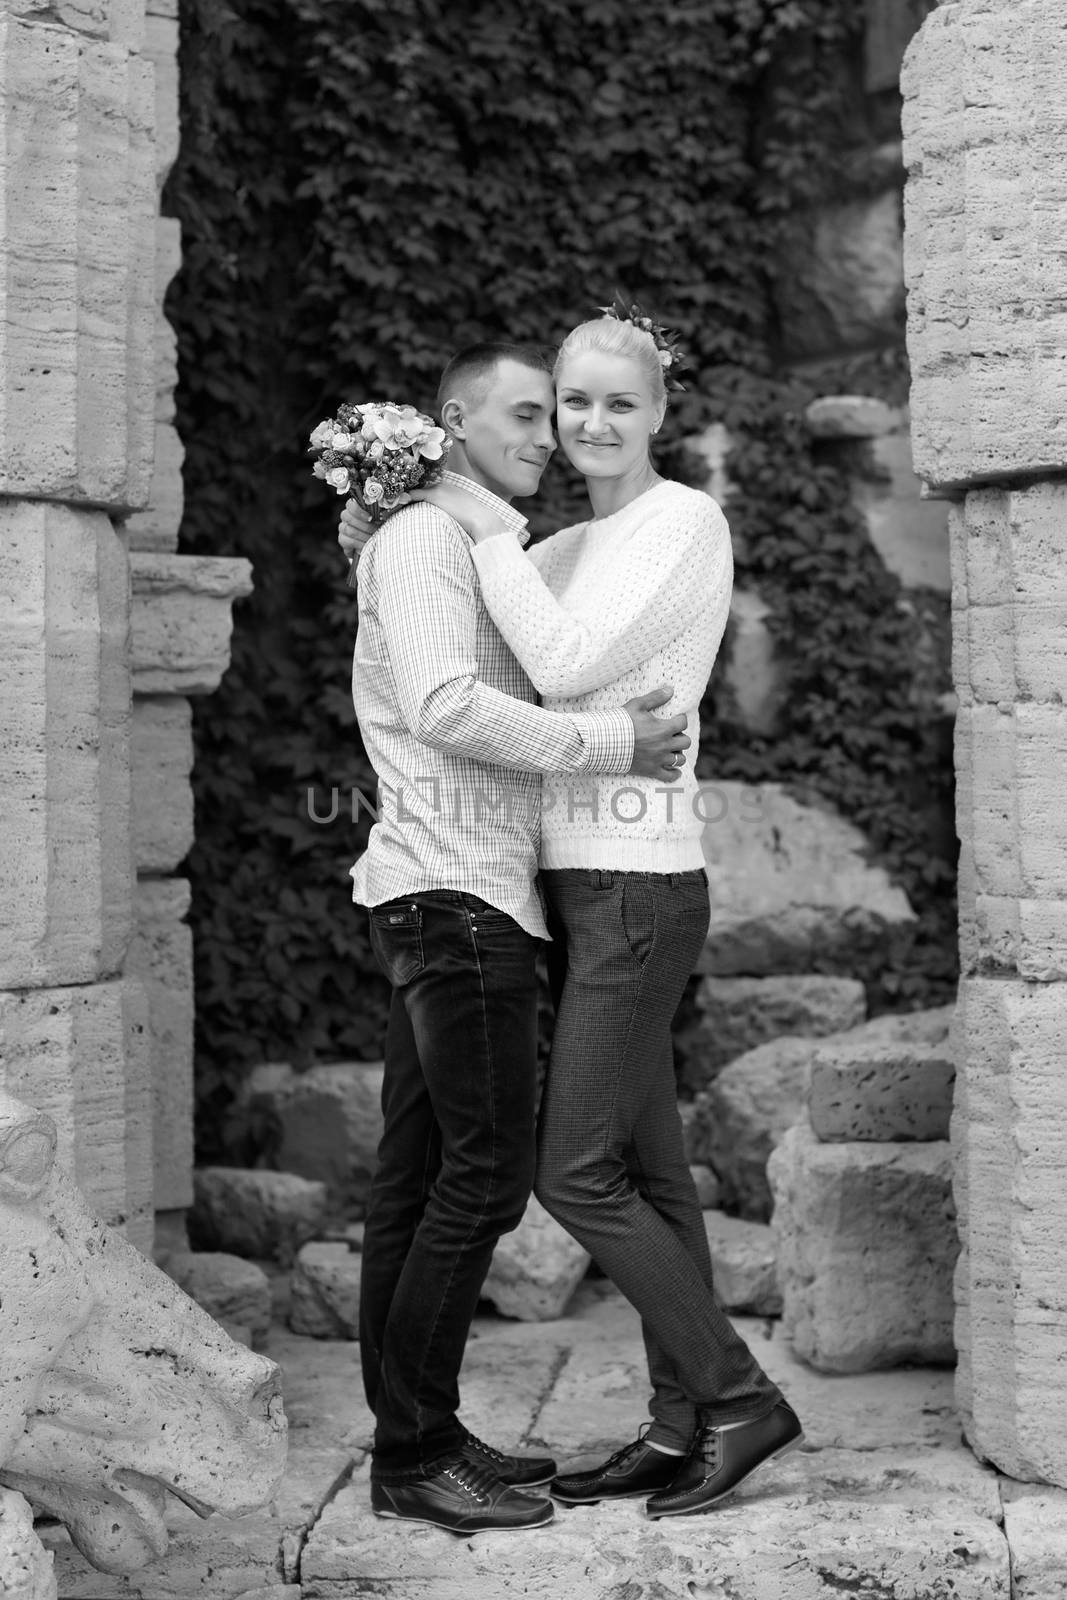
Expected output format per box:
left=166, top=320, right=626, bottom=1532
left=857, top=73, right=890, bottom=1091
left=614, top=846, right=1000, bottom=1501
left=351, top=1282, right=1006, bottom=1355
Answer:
left=470, top=479, right=733, bottom=872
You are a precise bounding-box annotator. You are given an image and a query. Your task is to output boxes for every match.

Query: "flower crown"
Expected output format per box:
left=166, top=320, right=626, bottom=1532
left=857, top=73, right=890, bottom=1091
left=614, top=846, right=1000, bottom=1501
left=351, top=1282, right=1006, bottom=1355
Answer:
left=597, top=290, right=689, bottom=392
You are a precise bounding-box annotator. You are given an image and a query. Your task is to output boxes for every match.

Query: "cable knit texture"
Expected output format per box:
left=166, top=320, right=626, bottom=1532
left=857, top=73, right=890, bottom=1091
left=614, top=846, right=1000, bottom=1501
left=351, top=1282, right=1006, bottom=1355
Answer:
left=470, top=479, right=733, bottom=871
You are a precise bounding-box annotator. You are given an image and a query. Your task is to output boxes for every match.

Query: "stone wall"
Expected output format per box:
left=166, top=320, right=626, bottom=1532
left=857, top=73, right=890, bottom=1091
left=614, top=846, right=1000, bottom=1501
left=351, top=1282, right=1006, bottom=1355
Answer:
left=0, top=0, right=250, bottom=1252
left=902, top=0, right=1067, bottom=1488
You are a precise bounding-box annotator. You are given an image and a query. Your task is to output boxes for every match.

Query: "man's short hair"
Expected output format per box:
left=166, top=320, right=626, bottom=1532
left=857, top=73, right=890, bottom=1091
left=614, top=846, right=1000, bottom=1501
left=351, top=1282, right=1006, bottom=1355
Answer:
left=435, top=342, right=556, bottom=413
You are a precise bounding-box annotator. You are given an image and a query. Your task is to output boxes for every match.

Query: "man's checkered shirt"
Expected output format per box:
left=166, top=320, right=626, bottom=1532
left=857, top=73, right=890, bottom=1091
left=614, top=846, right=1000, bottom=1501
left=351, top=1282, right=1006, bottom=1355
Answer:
left=349, top=473, right=634, bottom=939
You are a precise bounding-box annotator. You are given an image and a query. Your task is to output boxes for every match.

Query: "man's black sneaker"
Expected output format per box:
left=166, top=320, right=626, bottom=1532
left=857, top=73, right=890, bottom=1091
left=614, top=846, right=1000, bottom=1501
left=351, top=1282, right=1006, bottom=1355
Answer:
left=460, top=1428, right=557, bottom=1489
left=645, top=1400, right=804, bottom=1518
left=551, top=1433, right=681, bottom=1504
left=371, top=1453, right=554, bottom=1533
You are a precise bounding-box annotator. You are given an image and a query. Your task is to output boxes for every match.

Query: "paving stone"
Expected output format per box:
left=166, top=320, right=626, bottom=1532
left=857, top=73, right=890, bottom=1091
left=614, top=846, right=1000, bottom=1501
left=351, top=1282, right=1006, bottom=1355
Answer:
left=481, top=1196, right=590, bottom=1321
left=43, top=1444, right=355, bottom=1597
left=288, top=1242, right=362, bottom=1340
left=705, top=1212, right=780, bottom=1316
left=769, top=1123, right=958, bottom=1373
left=164, top=1250, right=272, bottom=1339
left=1000, top=1482, right=1067, bottom=1600
left=189, top=1167, right=329, bottom=1266
left=808, top=1003, right=955, bottom=1141
left=301, top=1460, right=1008, bottom=1600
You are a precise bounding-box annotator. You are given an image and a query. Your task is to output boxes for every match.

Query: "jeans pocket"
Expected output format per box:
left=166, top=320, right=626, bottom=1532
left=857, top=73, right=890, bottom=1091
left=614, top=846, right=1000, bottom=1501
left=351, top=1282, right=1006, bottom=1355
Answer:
left=369, top=903, right=425, bottom=987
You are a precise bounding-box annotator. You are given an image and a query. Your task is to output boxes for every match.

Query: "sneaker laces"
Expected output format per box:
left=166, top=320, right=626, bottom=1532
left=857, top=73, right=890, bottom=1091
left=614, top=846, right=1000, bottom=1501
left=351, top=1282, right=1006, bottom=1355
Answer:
left=437, top=1453, right=502, bottom=1505
left=462, top=1430, right=510, bottom=1469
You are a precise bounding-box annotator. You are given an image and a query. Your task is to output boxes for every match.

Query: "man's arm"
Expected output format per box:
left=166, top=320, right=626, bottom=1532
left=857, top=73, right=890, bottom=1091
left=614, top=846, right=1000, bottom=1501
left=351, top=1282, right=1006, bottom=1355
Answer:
left=372, top=511, right=686, bottom=779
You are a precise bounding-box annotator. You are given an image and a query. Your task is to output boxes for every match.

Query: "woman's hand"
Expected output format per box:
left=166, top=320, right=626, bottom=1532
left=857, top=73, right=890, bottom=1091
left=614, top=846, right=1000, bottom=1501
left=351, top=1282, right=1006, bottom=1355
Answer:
left=411, top=481, right=507, bottom=544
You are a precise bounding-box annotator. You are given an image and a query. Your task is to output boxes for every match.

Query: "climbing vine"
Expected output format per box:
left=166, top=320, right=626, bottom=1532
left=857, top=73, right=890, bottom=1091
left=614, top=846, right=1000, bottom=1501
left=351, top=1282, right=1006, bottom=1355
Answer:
left=166, top=0, right=955, bottom=1158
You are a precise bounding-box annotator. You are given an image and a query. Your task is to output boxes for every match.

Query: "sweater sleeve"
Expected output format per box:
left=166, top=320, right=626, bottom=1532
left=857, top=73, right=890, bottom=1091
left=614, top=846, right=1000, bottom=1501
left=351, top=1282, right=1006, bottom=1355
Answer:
left=469, top=492, right=732, bottom=697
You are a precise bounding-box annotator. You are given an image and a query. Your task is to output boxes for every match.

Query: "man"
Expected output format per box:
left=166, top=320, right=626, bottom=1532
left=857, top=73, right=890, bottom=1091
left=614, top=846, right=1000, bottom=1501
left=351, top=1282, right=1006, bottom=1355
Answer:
left=346, top=342, right=689, bottom=1534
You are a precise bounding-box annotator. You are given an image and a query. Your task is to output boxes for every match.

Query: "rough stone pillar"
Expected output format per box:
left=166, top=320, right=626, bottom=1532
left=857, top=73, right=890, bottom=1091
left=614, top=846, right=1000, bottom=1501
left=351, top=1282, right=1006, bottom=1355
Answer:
left=903, top=0, right=1067, bottom=1486
left=0, top=0, right=157, bottom=1250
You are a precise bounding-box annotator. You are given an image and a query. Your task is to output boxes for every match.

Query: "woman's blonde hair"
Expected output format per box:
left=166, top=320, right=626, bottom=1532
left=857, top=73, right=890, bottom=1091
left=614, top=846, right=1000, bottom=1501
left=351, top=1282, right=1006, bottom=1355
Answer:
left=554, top=316, right=668, bottom=411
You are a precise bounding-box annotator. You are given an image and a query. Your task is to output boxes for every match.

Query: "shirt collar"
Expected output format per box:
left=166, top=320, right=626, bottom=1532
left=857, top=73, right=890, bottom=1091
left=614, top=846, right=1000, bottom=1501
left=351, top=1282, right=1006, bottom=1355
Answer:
left=440, top=470, right=531, bottom=548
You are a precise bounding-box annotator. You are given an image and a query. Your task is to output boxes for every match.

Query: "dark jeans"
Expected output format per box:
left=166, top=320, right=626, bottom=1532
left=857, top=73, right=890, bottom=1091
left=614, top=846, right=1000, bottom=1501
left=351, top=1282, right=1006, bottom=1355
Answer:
left=539, top=868, right=783, bottom=1443
left=360, top=890, right=541, bottom=1476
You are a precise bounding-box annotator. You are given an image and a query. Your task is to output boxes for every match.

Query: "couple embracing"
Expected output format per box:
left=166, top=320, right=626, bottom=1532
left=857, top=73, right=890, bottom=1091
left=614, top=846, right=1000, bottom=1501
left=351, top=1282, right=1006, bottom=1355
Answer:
left=341, top=307, right=802, bottom=1535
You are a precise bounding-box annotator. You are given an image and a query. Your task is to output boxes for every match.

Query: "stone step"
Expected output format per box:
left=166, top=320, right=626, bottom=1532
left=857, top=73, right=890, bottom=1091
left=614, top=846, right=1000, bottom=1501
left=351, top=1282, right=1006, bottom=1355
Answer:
left=301, top=1448, right=1007, bottom=1600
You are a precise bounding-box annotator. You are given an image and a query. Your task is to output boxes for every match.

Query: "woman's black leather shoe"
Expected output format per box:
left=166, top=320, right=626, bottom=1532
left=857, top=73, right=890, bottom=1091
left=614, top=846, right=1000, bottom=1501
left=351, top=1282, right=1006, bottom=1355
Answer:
left=551, top=1435, right=682, bottom=1504
left=645, top=1400, right=803, bottom=1518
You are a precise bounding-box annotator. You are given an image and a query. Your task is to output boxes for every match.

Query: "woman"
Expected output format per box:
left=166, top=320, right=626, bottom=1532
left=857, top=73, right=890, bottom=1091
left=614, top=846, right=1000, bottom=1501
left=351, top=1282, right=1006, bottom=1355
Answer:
left=344, top=311, right=802, bottom=1516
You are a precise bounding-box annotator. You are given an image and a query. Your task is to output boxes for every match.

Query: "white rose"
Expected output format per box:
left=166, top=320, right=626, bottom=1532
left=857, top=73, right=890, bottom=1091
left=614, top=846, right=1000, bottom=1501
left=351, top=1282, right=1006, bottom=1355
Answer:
left=326, top=466, right=351, bottom=494
left=310, top=420, right=334, bottom=449
left=363, top=479, right=384, bottom=504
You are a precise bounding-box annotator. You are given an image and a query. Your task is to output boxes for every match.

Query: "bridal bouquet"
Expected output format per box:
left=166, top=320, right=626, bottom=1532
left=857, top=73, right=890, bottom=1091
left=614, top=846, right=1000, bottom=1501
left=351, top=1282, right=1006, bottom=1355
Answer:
left=309, top=400, right=451, bottom=520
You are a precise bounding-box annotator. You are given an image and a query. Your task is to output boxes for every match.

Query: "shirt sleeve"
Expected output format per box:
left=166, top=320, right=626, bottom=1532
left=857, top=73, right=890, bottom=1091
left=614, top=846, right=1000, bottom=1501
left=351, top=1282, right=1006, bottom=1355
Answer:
left=373, top=514, right=635, bottom=775
left=469, top=495, right=733, bottom=697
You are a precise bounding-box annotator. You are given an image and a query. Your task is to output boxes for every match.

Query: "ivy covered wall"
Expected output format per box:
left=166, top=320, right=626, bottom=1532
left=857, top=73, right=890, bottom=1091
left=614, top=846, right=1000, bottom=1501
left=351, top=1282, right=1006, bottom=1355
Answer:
left=165, top=0, right=956, bottom=1159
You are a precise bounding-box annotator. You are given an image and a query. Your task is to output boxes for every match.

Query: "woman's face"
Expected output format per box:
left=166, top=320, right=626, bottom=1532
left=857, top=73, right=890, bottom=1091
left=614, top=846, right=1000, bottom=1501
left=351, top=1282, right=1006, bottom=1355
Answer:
left=554, top=351, right=664, bottom=481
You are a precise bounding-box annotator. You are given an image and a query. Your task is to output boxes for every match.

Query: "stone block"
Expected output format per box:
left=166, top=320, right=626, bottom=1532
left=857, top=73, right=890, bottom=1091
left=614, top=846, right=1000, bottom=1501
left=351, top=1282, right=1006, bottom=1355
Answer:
left=288, top=1241, right=361, bottom=1340
left=0, top=979, right=152, bottom=1245
left=774, top=188, right=905, bottom=362
left=769, top=1122, right=958, bottom=1374
left=689, top=1163, right=721, bottom=1209
left=0, top=504, right=132, bottom=988
left=704, top=1212, right=780, bottom=1316
left=700, top=1006, right=958, bottom=1224
left=2, top=0, right=107, bottom=37
left=696, top=1036, right=815, bottom=1221
left=683, top=974, right=867, bottom=1089
left=0, top=18, right=156, bottom=507
left=1000, top=1484, right=1067, bottom=1600
left=805, top=394, right=899, bottom=438
left=854, top=428, right=951, bottom=593
left=950, top=486, right=1067, bottom=707
left=241, top=1060, right=385, bottom=1215
left=903, top=4, right=1067, bottom=487
left=481, top=1196, right=590, bottom=1322
left=189, top=1168, right=329, bottom=1266
left=144, top=8, right=179, bottom=186
left=954, top=700, right=1067, bottom=979
left=130, top=554, right=254, bottom=695
left=808, top=1006, right=955, bottom=1141
left=697, top=783, right=914, bottom=976
left=0, top=1487, right=58, bottom=1600
left=130, top=697, right=194, bottom=873
left=164, top=1251, right=272, bottom=1340
left=952, top=977, right=1067, bottom=1488
left=126, top=879, right=193, bottom=1211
